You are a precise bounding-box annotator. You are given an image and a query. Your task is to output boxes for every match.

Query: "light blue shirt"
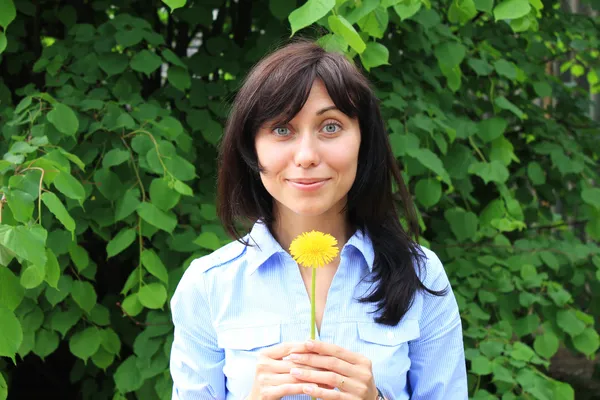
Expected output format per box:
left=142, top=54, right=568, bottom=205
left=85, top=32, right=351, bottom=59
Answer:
left=170, top=221, right=468, bottom=399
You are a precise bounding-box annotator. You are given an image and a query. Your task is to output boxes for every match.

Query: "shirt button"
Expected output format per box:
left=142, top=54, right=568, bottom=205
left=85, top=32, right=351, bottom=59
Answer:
left=387, top=332, right=394, bottom=339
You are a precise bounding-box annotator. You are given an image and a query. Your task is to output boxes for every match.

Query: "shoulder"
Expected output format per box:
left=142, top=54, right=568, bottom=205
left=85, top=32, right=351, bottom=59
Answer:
left=176, top=239, right=248, bottom=292
left=187, top=239, right=248, bottom=275
left=415, top=245, right=447, bottom=289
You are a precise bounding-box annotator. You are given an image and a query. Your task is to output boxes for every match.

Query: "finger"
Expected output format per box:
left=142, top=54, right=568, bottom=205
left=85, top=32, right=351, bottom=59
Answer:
left=287, top=353, right=354, bottom=377
left=290, top=366, right=345, bottom=390
left=256, top=354, right=331, bottom=375
left=302, top=384, right=353, bottom=399
left=259, top=342, right=309, bottom=359
left=305, top=339, right=367, bottom=365
left=260, top=383, right=319, bottom=399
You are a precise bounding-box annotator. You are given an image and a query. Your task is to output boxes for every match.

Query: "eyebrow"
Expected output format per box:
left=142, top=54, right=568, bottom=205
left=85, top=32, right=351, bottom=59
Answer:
left=316, top=106, right=338, bottom=115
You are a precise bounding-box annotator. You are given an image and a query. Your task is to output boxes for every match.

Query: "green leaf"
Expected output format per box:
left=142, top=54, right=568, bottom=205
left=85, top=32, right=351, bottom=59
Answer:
left=114, top=355, right=144, bottom=393
left=359, top=42, right=389, bottom=71
left=357, top=6, right=388, bottom=38
left=122, top=294, right=143, bottom=317
left=103, top=149, right=130, bottom=169
left=101, top=328, right=122, bottom=354
left=130, top=50, right=163, bottom=76
left=0, top=268, right=24, bottom=311
left=407, top=148, right=451, bottom=184
left=534, top=331, right=559, bottom=359
left=582, top=188, right=600, bottom=208
left=572, top=328, right=600, bottom=356
left=494, top=59, right=517, bottom=80
left=161, top=0, right=186, bottom=12
left=51, top=307, right=81, bottom=338
left=435, top=41, right=466, bottom=68
left=448, top=0, right=477, bottom=24
left=141, top=250, right=169, bottom=285
left=91, top=347, right=115, bottom=370
left=0, top=31, right=6, bottom=55
left=471, top=355, right=492, bottom=375
left=69, top=244, right=89, bottom=272
left=33, top=329, right=59, bottom=359
left=494, top=0, right=531, bottom=20
left=161, top=49, right=187, bottom=68
left=53, top=172, right=85, bottom=201
left=533, top=81, right=552, bottom=97
left=0, top=225, right=47, bottom=267
left=71, top=280, right=97, bottom=313
left=0, top=370, right=7, bottom=400
left=115, top=188, right=141, bottom=221
left=194, top=231, right=221, bottom=250
left=47, top=103, right=79, bottom=136
left=288, top=0, right=335, bottom=36
left=69, top=327, right=102, bottom=362
left=394, top=0, right=422, bottom=21
left=527, top=162, right=545, bottom=185
left=328, top=15, right=366, bottom=54
left=445, top=208, right=478, bottom=241
left=556, top=309, right=586, bottom=337
left=511, top=342, right=535, bottom=361
left=0, top=0, right=17, bottom=28
left=98, top=53, right=129, bottom=76
left=495, top=96, right=526, bottom=119
left=415, top=178, right=442, bottom=208
left=477, top=117, right=507, bottom=143
left=137, top=202, right=177, bottom=233
left=42, top=192, right=76, bottom=232
left=156, top=116, right=184, bottom=140
left=20, top=263, right=45, bottom=289
left=150, top=178, right=180, bottom=211
left=106, top=228, right=136, bottom=258
left=138, top=283, right=167, bottom=309
left=5, top=189, right=34, bottom=223
left=468, top=160, right=509, bottom=184
left=168, top=66, right=191, bottom=91
left=0, top=307, right=22, bottom=362
left=474, top=0, right=494, bottom=12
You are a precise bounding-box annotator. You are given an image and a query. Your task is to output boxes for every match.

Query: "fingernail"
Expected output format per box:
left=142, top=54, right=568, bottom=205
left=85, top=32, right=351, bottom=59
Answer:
left=290, top=368, right=303, bottom=376
left=303, top=385, right=314, bottom=394
left=305, top=340, right=314, bottom=348
left=282, top=355, right=291, bottom=360
left=290, top=353, right=302, bottom=361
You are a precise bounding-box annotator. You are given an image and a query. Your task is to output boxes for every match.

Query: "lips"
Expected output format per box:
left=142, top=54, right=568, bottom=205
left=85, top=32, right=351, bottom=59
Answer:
left=287, top=178, right=329, bottom=184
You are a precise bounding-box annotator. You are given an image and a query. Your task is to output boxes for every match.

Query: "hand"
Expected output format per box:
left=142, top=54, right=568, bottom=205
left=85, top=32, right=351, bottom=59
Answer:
left=248, top=341, right=335, bottom=400
left=284, top=339, right=378, bottom=400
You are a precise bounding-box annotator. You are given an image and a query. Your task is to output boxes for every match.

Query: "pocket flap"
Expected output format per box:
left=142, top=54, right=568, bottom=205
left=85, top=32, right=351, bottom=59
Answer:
left=218, top=324, right=281, bottom=350
left=357, top=319, right=420, bottom=346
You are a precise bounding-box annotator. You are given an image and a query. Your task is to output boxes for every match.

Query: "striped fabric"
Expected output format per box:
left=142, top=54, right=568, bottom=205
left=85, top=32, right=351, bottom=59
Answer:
left=170, top=221, right=468, bottom=399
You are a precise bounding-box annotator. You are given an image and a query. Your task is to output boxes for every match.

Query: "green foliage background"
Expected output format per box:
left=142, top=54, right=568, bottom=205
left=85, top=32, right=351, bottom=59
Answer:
left=0, top=0, right=599, bottom=398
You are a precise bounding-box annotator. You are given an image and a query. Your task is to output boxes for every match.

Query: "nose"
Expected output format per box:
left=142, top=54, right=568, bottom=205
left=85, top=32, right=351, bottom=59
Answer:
left=293, top=132, right=320, bottom=169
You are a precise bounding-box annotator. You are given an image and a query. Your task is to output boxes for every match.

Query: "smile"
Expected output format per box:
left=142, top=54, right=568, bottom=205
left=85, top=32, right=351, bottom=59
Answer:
left=286, top=179, right=330, bottom=191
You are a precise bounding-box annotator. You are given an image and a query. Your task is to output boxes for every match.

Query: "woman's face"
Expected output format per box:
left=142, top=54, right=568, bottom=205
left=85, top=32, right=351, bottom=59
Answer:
left=255, top=79, right=361, bottom=219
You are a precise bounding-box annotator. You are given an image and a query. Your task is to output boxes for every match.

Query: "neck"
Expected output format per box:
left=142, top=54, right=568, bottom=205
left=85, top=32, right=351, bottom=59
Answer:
left=270, top=207, right=353, bottom=261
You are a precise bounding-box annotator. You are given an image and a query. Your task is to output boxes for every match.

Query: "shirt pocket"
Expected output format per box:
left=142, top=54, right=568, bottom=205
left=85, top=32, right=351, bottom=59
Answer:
left=217, top=324, right=281, bottom=351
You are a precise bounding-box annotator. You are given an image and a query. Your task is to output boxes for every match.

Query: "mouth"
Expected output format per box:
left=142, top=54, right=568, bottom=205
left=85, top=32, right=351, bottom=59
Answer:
left=286, top=178, right=330, bottom=191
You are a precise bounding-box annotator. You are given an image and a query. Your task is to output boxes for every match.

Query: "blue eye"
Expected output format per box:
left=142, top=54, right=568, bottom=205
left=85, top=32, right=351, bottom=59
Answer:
left=323, top=123, right=341, bottom=134
left=273, top=127, right=291, bottom=136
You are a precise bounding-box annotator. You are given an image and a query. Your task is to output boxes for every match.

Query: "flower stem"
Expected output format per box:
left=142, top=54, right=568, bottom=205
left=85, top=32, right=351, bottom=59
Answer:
left=311, top=267, right=316, bottom=340
left=311, top=267, right=316, bottom=400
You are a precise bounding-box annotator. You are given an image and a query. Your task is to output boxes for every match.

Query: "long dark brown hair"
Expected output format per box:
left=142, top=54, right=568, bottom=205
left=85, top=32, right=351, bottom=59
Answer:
left=217, top=40, right=446, bottom=326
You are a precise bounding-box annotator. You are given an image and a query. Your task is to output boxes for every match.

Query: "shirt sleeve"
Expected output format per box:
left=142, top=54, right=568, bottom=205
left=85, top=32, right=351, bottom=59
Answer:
left=407, top=250, right=468, bottom=399
left=170, top=260, right=226, bottom=400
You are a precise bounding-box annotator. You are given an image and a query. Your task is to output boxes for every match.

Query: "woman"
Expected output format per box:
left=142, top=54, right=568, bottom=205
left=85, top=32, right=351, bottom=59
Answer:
left=170, top=40, right=468, bottom=400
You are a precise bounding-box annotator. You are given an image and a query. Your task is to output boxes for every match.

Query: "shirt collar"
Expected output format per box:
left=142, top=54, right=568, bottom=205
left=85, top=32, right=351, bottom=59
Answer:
left=245, top=220, right=375, bottom=275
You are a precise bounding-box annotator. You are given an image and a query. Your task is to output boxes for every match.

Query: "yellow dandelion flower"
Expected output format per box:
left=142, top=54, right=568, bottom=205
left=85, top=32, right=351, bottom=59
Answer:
left=289, top=231, right=339, bottom=268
